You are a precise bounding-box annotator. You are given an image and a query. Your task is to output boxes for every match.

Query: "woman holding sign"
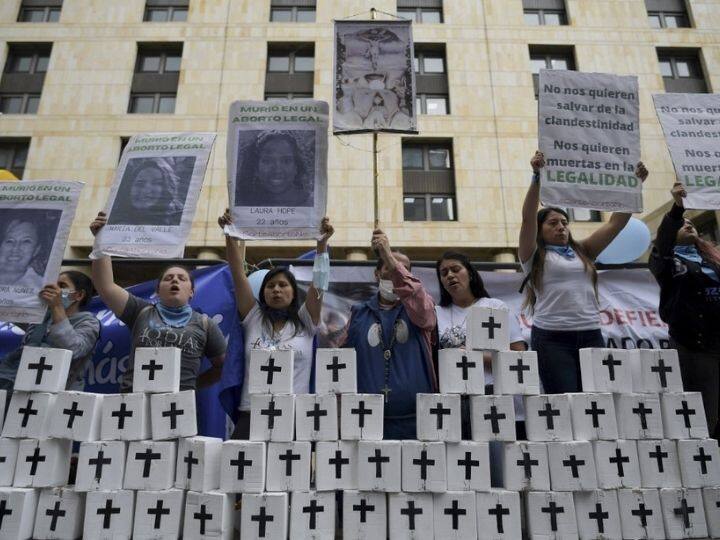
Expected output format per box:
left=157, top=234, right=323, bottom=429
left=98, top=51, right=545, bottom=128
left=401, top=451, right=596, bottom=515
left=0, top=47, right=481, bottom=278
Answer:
left=518, top=151, right=648, bottom=393
left=219, top=210, right=334, bottom=439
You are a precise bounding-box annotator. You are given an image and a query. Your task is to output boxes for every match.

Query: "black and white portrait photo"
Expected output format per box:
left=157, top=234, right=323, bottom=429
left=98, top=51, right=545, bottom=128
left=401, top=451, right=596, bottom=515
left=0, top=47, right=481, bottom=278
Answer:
left=234, top=129, right=315, bottom=208
left=0, top=209, right=61, bottom=289
left=108, top=156, right=196, bottom=226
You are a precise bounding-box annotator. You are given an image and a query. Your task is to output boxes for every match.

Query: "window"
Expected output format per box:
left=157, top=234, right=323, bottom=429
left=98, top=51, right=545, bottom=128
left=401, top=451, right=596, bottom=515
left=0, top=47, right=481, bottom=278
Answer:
left=0, top=139, right=30, bottom=179
left=0, top=43, right=51, bottom=115
left=646, top=0, right=690, bottom=28
left=657, top=49, right=708, bottom=93
left=402, top=140, right=456, bottom=221
left=562, top=207, right=601, bottom=222
left=529, top=45, right=575, bottom=97
left=264, top=92, right=313, bottom=100
left=128, top=43, right=182, bottom=113
left=414, top=45, right=449, bottom=115
left=270, top=1, right=315, bottom=22
left=18, top=0, right=62, bottom=22
left=144, top=0, right=188, bottom=22
left=265, top=43, right=315, bottom=98
left=523, top=0, right=567, bottom=25
left=397, top=0, right=443, bottom=23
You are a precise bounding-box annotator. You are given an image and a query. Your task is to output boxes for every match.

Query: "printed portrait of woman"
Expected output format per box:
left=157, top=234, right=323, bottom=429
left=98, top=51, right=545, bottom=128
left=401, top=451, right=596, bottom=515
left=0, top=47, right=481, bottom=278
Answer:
left=0, top=209, right=61, bottom=289
left=234, top=130, right=315, bottom=208
left=108, top=156, right=195, bottom=226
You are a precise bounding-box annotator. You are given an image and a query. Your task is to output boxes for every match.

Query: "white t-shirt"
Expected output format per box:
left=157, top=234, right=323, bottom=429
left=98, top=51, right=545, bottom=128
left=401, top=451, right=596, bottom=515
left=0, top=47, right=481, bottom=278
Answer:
left=239, top=303, right=318, bottom=410
left=521, top=249, right=600, bottom=331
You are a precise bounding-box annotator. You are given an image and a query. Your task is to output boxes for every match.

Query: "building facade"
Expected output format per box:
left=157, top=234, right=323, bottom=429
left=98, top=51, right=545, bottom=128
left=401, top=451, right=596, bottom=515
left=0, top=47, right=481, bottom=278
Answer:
left=0, top=0, right=718, bottom=271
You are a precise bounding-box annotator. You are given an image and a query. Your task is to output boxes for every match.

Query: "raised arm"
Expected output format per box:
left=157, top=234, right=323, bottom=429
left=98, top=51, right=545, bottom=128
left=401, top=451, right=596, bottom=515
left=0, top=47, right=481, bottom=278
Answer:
left=89, top=212, right=129, bottom=316
left=218, top=210, right=256, bottom=319
left=655, top=183, right=687, bottom=258
left=580, top=161, right=648, bottom=260
left=304, top=217, right=334, bottom=326
left=518, top=151, right=544, bottom=263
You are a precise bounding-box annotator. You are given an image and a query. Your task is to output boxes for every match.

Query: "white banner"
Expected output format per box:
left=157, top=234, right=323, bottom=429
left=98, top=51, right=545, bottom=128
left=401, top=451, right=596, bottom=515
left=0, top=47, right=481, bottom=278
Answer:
left=0, top=181, right=84, bottom=323
left=333, top=20, right=417, bottom=134
left=226, top=100, right=328, bottom=240
left=539, top=70, right=642, bottom=212
left=653, top=93, right=720, bottom=210
left=91, top=132, right=216, bottom=259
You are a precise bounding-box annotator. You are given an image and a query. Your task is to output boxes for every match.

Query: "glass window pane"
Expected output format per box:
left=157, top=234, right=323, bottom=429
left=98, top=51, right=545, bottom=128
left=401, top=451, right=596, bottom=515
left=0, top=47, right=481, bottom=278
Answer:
left=530, top=58, right=547, bottom=73
left=164, top=54, right=182, bottom=72
left=130, top=96, right=155, bottom=113
left=404, top=197, right=427, bottom=221
left=296, top=8, right=315, bottom=22
left=0, top=148, right=11, bottom=169
left=431, top=196, right=454, bottom=221
left=421, top=9, right=442, bottom=23
left=571, top=208, right=593, bottom=222
left=11, top=55, right=33, bottom=73
left=171, top=8, right=188, bottom=21
left=659, top=59, right=673, bottom=77
left=34, top=54, right=49, bottom=73
left=676, top=60, right=691, bottom=77
left=524, top=12, right=541, bottom=25
left=294, top=55, right=314, bottom=72
left=398, top=9, right=417, bottom=22
left=25, top=95, right=40, bottom=114
left=270, top=8, right=292, bottom=22
left=551, top=58, right=569, bottom=70
left=426, top=97, right=447, bottom=115
left=423, top=56, right=445, bottom=73
left=158, top=96, right=176, bottom=113
left=13, top=146, right=28, bottom=168
left=268, top=55, right=290, bottom=72
left=648, top=13, right=661, bottom=28
left=0, top=97, right=23, bottom=114
left=402, top=147, right=423, bottom=169
left=544, top=12, right=562, bottom=25
left=428, top=148, right=451, bottom=169
left=413, top=56, right=420, bottom=73
left=140, top=55, right=161, bottom=72
left=664, top=14, right=679, bottom=28
left=416, top=96, right=423, bottom=114
left=47, top=8, right=61, bottom=22
left=20, top=9, right=45, bottom=22
left=290, top=93, right=312, bottom=99
left=147, top=8, right=169, bottom=21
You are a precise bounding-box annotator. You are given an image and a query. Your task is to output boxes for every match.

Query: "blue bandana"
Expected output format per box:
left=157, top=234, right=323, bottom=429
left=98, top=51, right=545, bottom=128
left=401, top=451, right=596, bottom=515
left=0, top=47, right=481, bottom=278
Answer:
left=155, top=303, right=193, bottom=328
left=546, top=244, right=576, bottom=260
left=674, top=245, right=720, bottom=282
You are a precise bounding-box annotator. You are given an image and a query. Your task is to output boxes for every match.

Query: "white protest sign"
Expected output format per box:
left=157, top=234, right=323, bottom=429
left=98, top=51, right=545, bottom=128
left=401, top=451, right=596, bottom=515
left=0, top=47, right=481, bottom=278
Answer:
left=226, top=100, right=328, bottom=240
left=91, top=132, right=216, bottom=258
left=539, top=70, right=642, bottom=212
left=0, top=181, right=83, bottom=323
left=653, top=93, right=720, bottom=209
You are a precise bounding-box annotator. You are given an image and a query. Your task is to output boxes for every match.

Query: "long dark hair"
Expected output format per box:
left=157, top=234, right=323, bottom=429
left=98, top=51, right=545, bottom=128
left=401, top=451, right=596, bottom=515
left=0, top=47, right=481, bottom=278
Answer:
left=258, top=266, right=304, bottom=336
left=60, top=270, right=94, bottom=308
left=524, top=207, right=597, bottom=313
left=436, top=251, right=490, bottom=307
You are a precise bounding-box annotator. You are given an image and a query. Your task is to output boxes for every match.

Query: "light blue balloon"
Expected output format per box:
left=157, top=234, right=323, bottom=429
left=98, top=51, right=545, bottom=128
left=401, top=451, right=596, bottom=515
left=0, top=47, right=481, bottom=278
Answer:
left=596, top=217, right=651, bottom=264
left=247, top=269, right=270, bottom=301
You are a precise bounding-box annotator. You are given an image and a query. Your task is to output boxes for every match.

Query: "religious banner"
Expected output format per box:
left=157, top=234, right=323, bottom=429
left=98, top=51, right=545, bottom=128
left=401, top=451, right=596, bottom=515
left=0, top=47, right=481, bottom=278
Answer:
left=91, top=132, right=216, bottom=259
left=333, top=19, right=417, bottom=133
left=226, top=99, right=328, bottom=240
left=653, top=93, right=720, bottom=209
left=538, top=70, right=642, bottom=212
left=0, top=180, right=83, bottom=323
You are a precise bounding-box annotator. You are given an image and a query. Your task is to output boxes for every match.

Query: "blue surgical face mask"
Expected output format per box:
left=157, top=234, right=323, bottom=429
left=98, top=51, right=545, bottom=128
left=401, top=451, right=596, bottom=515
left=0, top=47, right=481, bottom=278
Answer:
left=60, top=289, right=77, bottom=309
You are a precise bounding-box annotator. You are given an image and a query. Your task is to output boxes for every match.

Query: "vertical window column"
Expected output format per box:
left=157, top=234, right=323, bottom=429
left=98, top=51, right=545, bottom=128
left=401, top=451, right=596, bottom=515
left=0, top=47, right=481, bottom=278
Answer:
left=264, top=43, right=314, bottom=99
left=402, top=140, right=456, bottom=221
left=128, top=43, right=183, bottom=113
left=0, top=43, right=52, bottom=114
left=414, top=44, right=449, bottom=115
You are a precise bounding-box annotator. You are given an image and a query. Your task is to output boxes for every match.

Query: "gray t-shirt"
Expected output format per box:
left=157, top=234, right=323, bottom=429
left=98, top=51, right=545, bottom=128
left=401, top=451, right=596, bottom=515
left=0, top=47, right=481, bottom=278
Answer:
left=119, top=295, right=227, bottom=391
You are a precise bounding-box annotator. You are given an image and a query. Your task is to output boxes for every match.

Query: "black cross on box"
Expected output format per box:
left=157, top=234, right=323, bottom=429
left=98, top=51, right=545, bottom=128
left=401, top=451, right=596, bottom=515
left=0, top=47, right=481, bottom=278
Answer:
left=133, top=489, right=184, bottom=539
left=15, top=346, right=72, bottom=393
left=660, top=488, right=707, bottom=538
left=184, top=491, right=234, bottom=539
left=343, top=490, right=386, bottom=539
left=3, top=391, right=54, bottom=439
left=340, top=393, right=384, bottom=441
left=470, top=395, right=516, bottom=442
left=14, top=438, right=71, bottom=488
left=701, top=487, right=720, bottom=538
left=593, top=440, right=641, bottom=489
left=100, top=393, right=151, bottom=441
left=175, top=436, right=223, bottom=493
left=416, top=393, right=461, bottom=442
left=315, top=348, right=357, bottom=394
left=569, top=392, right=618, bottom=441
left=447, top=441, right=490, bottom=491
left=548, top=441, right=597, bottom=491
left=150, top=390, right=197, bottom=440
left=438, top=348, right=485, bottom=395
left=48, top=391, right=104, bottom=442
left=75, top=440, right=126, bottom=492
left=290, top=491, right=335, bottom=537
left=315, top=441, right=358, bottom=491
left=574, top=490, right=621, bottom=539
left=389, top=493, right=433, bottom=538
left=295, top=393, right=338, bottom=442
left=615, top=393, right=664, bottom=439
left=638, top=440, right=682, bottom=488
left=476, top=490, right=521, bottom=538
left=0, top=438, right=18, bottom=486
left=401, top=441, right=447, bottom=492
left=679, top=439, right=720, bottom=488
left=219, top=440, right=266, bottom=493
left=241, top=493, right=288, bottom=540
left=502, top=441, right=550, bottom=491
left=358, top=441, right=402, bottom=492
left=492, top=350, right=540, bottom=396
left=124, top=440, right=177, bottom=491
left=34, top=488, right=84, bottom=540
left=467, top=305, right=510, bottom=351
left=579, top=348, right=632, bottom=393
left=525, top=395, right=573, bottom=442
left=0, top=488, right=38, bottom=540
left=266, top=441, right=311, bottom=492
left=249, top=393, right=295, bottom=442
left=617, top=488, right=665, bottom=539
left=433, top=492, right=477, bottom=537
left=632, top=348, right=683, bottom=393
left=133, top=347, right=181, bottom=393
left=248, top=349, right=294, bottom=395
left=84, top=490, right=134, bottom=539
left=662, top=392, right=709, bottom=439
left=527, top=491, right=577, bottom=537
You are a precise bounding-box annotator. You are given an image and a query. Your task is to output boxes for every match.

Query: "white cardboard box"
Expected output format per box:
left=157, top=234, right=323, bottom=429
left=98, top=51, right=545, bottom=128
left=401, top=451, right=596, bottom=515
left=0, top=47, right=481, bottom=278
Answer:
left=266, top=441, right=311, bottom=492
left=630, top=348, right=683, bottom=393
left=218, top=441, right=266, bottom=494
left=175, top=436, right=222, bottom=492
left=661, top=392, right=709, bottom=440
left=524, top=394, right=573, bottom=442
left=469, top=395, right=516, bottom=442
left=314, top=348, right=357, bottom=394
left=133, top=488, right=185, bottom=540
left=295, top=393, right=338, bottom=442
left=526, top=491, right=578, bottom=539
left=357, top=440, right=402, bottom=493
left=502, top=441, right=551, bottom=492
left=573, top=489, right=622, bottom=540
left=614, top=393, right=664, bottom=440
left=241, top=492, right=288, bottom=540
left=315, top=440, right=358, bottom=491
left=702, top=487, right=720, bottom=539
left=592, top=439, right=642, bottom=489
left=249, top=393, right=295, bottom=442
left=100, top=393, right=151, bottom=441
left=33, top=487, right=85, bottom=540
left=659, top=487, right=707, bottom=539
left=0, top=438, right=19, bottom=487
left=340, top=394, right=384, bottom=441
left=289, top=490, right=335, bottom=540
left=124, top=440, right=177, bottom=491
left=466, top=305, right=509, bottom=351
left=401, top=441, right=447, bottom=493
left=678, top=438, right=720, bottom=488
left=568, top=392, right=619, bottom=441
left=433, top=491, right=477, bottom=540
left=388, top=492, right=434, bottom=540
left=150, top=390, right=197, bottom=440
left=75, top=441, right=126, bottom=492
left=547, top=441, right=598, bottom=492
left=416, top=393, right=461, bottom=442
left=132, top=347, right=181, bottom=393
left=475, top=489, right=521, bottom=540
left=446, top=441, right=490, bottom=492
left=0, top=487, right=38, bottom=540
left=0, top=390, right=6, bottom=434
left=617, top=488, right=666, bottom=540
left=438, top=349, right=485, bottom=395
left=14, top=346, right=71, bottom=393
left=247, top=349, right=294, bottom=395
left=579, top=348, right=633, bottom=393
left=83, top=490, right=135, bottom=540
left=183, top=490, right=233, bottom=540
left=491, top=350, right=540, bottom=396
left=14, top=438, right=71, bottom=488
left=2, top=391, right=55, bottom=439
left=47, top=391, right=103, bottom=442
left=638, top=439, right=682, bottom=488
left=342, top=490, right=386, bottom=540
